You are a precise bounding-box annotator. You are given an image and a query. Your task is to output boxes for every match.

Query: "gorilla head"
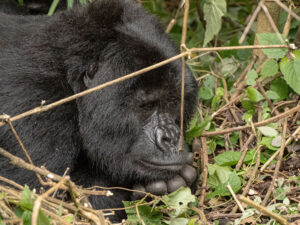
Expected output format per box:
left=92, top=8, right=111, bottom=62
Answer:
left=0, top=0, right=197, bottom=221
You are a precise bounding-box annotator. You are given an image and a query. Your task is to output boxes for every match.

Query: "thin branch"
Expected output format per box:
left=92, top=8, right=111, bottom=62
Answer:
left=226, top=184, right=244, bottom=213
left=260, top=124, right=300, bottom=172
left=239, top=196, right=289, bottom=225
left=179, top=0, right=189, bottom=151
left=202, top=104, right=300, bottom=137
left=273, top=0, right=300, bottom=21
left=0, top=45, right=289, bottom=128
left=239, top=1, right=263, bottom=44
left=262, top=112, right=288, bottom=206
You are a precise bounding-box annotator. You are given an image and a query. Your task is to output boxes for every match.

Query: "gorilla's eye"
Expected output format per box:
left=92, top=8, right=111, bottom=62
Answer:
left=140, top=101, right=157, bottom=110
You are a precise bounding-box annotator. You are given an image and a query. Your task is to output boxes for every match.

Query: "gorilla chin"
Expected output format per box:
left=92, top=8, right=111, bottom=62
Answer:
left=0, top=0, right=198, bottom=222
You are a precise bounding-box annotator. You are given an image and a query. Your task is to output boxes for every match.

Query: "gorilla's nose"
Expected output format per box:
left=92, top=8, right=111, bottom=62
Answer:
left=155, top=125, right=180, bottom=153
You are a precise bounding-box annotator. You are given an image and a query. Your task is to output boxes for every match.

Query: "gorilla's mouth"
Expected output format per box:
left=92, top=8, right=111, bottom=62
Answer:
left=139, top=160, right=184, bottom=171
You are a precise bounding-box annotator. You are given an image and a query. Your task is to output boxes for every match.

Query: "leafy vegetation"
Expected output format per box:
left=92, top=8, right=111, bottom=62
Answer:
left=2, top=0, right=299, bottom=224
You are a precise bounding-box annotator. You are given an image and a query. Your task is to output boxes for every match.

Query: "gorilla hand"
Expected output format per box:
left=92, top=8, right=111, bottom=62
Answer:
left=131, top=164, right=197, bottom=200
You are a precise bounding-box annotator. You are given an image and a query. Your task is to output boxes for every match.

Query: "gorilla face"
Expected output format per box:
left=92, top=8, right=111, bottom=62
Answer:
left=74, top=54, right=197, bottom=185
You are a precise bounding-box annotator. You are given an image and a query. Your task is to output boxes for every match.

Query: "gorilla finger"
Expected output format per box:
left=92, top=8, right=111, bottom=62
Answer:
left=145, top=181, right=167, bottom=195
left=167, top=175, right=186, bottom=193
left=131, top=185, right=147, bottom=200
left=186, top=152, right=194, bottom=165
left=180, top=164, right=197, bottom=185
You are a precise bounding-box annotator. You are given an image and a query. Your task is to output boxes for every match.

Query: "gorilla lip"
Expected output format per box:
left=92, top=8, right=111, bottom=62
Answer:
left=139, top=160, right=184, bottom=171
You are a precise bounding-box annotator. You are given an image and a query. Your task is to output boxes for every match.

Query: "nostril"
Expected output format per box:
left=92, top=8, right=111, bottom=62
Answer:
left=155, top=127, right=173, bottom=152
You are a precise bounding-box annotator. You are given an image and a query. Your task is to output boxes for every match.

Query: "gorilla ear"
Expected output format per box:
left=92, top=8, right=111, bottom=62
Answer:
left=83, top=63, right=98, bottom=88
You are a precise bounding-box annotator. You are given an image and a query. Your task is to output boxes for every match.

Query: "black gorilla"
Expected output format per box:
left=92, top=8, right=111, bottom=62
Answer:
left=0, top=0, right=197, bottom=221
left=0, top=0, right=73, bottom=15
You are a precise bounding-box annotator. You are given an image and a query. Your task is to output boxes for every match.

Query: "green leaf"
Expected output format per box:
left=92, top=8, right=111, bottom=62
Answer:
left=48, top=0, right=60, bottom=16
left=270, top=78, right=289, bottom=100
left=215, top=151, right=241, bottom=166
left=258, top=126, right=278, bottom=137
left=271, top=135, right=282, bottom=147
left=280, top=53, right=300, bottom=95
left=260, top=59, right=279, bottom=77
left=208, top=172, right=241, bottom=198
left=162, top=187, right=196, bottom=217
left=241, top=100, right=254, bottom=111
left=246, top=69, right=258, bottom=86
left=186, top=117, right=212, bottom=144
left=265, top=90, right=280, bottom=100
left=247, top=87, right=264, bottom=102
left=260, top=137, right=279, bottom=150
left=20, top=185, right=35, bottom=209
left=203, top=0, right=227, bottom=46
left=256, top=33, right=288, bottom=58
left=18, top=0, right=24, bottom=6
left=16, top=186, right=50, bottom=225
left=229, top=132, right=239, bottom=148
left=198, top=86, right=214, bottom=100
left=123, top=201, right=163, bottom=225
left=214, top=150, right=256, bottom=166
left=221, top=58, right=238, bottom=75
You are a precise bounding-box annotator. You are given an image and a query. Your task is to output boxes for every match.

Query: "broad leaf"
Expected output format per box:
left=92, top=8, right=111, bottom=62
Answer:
left=203, top=0, right=227, bottom=46
left=256, top=33, right=288, bottom=58
left=246, top=69, right=258, bottom=86
left=258, top=126, right=278, bottom=137
left=280, top=50, right=300, bottom=95
left=162, top=187, right=196, bottom=217
left=247, top=87, right=264, bottom=102
left=260, top=59, right=279, bottom=77
left=265, top=90, right=280, bottom=100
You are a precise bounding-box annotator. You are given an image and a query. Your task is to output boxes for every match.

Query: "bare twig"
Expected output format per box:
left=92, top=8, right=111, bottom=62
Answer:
left=202, top=104, right=300, bottom=137
left=261, top=3, right=285, bottom=43
left=179, top=0, right=189, bottom=151
left=198, top=137, right=208, bottom=207
left=260, top=124, right=300, bottom=172
left=6, top=120, right=44, bottom=184
left=262, top=113, right=288, bottom=206
left=226, top=184, right=245, bottom=213
left=273, top=0, right=300, bottom=21
left=235, top=134, right=255, bottom=170
left=0, top=45, right=289, bottom=128
left=231, top=147, right=261, bottom=214
left=239, top=1, right=263, bottom=44
left=239, top=196, right=289, bottom=225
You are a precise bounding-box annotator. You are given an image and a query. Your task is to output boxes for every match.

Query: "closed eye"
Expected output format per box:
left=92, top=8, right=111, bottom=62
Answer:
left=139, top=101, right=157, bottom=110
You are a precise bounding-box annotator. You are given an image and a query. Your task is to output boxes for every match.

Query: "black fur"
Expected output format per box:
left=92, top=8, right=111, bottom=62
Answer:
left=0, top=0, right=197, bottom=221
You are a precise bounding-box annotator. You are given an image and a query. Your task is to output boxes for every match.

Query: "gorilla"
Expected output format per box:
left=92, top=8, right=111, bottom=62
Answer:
left=0, top=0, right=74, bottom=15
left=0, top=0, right=197, bottom=221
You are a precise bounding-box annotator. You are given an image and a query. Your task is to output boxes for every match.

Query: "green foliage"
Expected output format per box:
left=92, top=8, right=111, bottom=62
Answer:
left=246, top=70, right=258, bottom=86
left=247, top=87, right=264, bottom=102
left=206, top=164, right=241, bottom=198
left=198, top=86, right=214, bottom=100
left=186, top=116, right=212, bottom=144
left=260, top=59, right=279, bottom=77
left=14, top=186, right=50, bottom=225
left=203, top=0, right=227, bottom=46
left=256, top=33, right=288, bottom=58
left=257, top=126, right=278, bottom=137
left=280, top=50, right=300, bottom=95
left=214, top=150, right=256, bottom=166
left=124, top=187, right=196, bottom=225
